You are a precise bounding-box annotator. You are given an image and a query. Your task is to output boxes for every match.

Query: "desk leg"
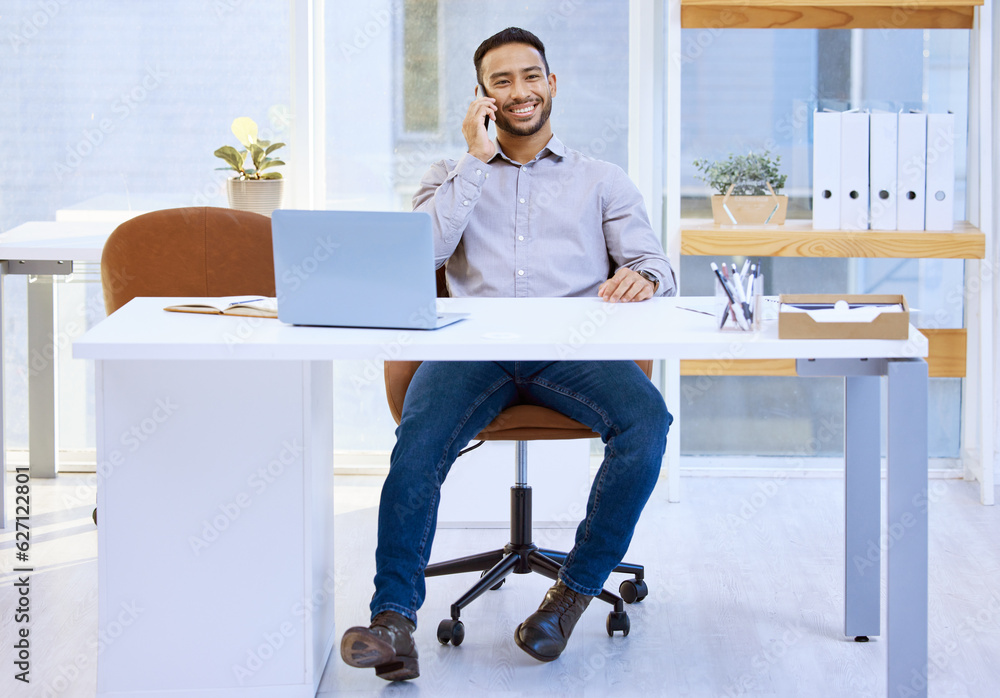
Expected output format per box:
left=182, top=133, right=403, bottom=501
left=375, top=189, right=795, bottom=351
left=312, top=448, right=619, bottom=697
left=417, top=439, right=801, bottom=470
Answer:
left=886, top=359, right=928, bottom=698
left=844, top=375, right=881, bottom=640
left=665, top=358, right=681, bottom=502
left=27, top=276, right=57, bottom=478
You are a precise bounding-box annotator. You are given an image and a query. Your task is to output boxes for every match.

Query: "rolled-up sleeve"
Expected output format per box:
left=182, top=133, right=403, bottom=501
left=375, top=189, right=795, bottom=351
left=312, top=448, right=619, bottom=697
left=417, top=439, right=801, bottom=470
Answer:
left=602, top=167, right=677, bottom=297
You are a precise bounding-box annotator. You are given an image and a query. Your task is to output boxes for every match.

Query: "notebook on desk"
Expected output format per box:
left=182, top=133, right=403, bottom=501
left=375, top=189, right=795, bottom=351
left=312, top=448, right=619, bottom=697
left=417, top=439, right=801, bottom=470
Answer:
left=270, top=209, right=468, bottom=330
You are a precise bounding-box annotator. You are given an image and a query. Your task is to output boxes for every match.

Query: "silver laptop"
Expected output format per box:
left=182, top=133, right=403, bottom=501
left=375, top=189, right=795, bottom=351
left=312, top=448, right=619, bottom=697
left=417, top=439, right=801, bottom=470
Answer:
left=271, top=209, right=467, bottom=330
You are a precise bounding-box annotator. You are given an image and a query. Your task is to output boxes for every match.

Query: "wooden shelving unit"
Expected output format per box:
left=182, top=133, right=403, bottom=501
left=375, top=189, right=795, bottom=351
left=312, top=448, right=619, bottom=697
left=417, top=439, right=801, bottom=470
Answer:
left=680, top=219, right=986, bottom=258
left=663, top=0, right=993, bottom=503
left=681, top=0, right=983, bottom=30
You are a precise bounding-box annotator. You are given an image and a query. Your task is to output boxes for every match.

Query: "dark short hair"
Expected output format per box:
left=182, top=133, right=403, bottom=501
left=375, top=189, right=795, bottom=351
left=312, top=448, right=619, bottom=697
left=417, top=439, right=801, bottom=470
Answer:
left=474, top=27, right=549, bottom=87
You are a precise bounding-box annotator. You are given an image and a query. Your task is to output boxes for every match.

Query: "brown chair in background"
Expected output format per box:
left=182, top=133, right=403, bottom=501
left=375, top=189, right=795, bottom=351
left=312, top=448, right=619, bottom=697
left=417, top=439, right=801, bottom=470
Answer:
left=93, top=207, right=275, bottom=524
left=101, top=206, right=274, bottom=314
left=384, top=277, right=651, bottom=645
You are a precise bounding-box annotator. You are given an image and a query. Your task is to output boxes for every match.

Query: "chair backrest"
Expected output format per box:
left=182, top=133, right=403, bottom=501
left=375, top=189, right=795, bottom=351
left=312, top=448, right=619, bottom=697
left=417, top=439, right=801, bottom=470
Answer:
left=101, top=206, right=275, bottom=314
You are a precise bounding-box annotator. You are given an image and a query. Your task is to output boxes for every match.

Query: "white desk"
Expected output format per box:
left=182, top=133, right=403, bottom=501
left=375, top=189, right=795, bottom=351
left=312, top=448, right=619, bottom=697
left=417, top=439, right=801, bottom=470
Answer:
left=73, top=296, right=930, bottom=698
left=0, top=221, right=116, bottom=528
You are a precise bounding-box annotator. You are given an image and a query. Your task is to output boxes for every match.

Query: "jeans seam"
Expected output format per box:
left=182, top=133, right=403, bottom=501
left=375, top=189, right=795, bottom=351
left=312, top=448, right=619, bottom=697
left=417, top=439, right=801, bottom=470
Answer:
left=523, top=375, right=621, bottom=575
left=404, top=372, right=513, bottom=606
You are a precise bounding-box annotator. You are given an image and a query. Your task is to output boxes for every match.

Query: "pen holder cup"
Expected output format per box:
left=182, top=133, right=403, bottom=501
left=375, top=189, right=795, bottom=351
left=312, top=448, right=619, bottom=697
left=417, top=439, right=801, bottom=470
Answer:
left=715, top=275, right=764, bottom=332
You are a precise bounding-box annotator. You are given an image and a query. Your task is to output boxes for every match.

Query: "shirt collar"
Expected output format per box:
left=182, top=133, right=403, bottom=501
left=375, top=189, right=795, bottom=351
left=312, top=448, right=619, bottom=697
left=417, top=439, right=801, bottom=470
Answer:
left=490, top=134, right=567, bottom=166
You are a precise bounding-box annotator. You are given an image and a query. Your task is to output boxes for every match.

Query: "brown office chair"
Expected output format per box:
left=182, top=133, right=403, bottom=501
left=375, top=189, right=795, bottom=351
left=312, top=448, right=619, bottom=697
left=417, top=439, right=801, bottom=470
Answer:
left=101, top=206, right=274, bottom=314
left=384, top=271, right=650, bottom=646
left=95, top=207, right=275, bottom=524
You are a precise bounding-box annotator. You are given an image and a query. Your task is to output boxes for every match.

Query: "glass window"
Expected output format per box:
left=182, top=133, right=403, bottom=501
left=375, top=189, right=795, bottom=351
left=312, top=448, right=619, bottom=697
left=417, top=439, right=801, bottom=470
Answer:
left=675, top=28, right=970, bottom=461
left=1, top=0, right=291, bottom=457
left=326, top=0, right=631, bottom=453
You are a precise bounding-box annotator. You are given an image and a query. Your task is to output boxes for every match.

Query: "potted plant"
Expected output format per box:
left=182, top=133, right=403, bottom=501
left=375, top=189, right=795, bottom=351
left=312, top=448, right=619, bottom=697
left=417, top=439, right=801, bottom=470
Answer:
left=693, top=150, right=788, bottom=225
left=214, top=117, right=286, bottom=217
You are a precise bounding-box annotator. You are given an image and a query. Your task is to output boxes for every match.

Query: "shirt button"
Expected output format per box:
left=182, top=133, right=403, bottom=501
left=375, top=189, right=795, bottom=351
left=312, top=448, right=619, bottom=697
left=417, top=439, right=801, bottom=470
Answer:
left=518, top=270, right=525, bottom=276
left=521, top=166, right=527, bottom=171
left=462, top=200, right=469, bottom=206
left=476, top=169, right=482, bottom=176
left=518, top=235, right=524, bottom=241
left=519, top=198, right=525, bottom=204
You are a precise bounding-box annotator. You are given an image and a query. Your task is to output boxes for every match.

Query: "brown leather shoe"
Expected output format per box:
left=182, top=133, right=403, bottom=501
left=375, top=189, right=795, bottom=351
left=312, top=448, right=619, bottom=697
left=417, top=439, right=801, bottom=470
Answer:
left=515, top=580, right=594, bottom=661
left=340, top=611, right=419, bottom=681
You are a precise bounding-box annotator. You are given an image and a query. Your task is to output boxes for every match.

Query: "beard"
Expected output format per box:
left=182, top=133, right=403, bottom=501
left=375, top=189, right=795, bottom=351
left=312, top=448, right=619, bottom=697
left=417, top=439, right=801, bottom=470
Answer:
left=494, top=95, right=553, bottom=137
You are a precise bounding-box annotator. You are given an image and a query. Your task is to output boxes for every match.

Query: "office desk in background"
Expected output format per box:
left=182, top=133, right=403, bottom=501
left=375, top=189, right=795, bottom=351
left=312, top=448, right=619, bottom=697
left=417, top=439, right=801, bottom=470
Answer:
left=74, top=296, right=930, bottom=698
left=0, top=220, right=116, bottom=529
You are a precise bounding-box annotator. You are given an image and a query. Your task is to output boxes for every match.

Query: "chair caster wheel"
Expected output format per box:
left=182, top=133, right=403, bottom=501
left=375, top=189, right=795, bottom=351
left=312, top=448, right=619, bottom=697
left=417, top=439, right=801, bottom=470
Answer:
left=606, top=610, right=630, bottom=637
left=92, top=508, right=98, bottom=526
left=619, top=578, right=648, bottom=604
left=437, top=619, right=465, bottom=646
left=480, top=569, right=505, bottom=591
left=854, top=636, right=869, bottom=643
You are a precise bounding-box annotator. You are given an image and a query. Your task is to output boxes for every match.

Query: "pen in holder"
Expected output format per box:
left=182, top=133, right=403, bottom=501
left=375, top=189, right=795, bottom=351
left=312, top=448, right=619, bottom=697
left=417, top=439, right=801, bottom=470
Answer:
left=712, top=261, right=763, bottom=332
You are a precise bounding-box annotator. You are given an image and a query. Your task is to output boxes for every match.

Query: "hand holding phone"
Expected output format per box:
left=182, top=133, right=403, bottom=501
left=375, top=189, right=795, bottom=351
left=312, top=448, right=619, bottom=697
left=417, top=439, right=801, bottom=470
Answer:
left=464, top=86, right=496, bottom=162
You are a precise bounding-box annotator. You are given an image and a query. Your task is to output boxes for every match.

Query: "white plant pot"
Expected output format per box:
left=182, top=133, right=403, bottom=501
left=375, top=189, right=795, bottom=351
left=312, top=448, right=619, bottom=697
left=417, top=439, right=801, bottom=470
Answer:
left=226, top=178, right=284, bottom=217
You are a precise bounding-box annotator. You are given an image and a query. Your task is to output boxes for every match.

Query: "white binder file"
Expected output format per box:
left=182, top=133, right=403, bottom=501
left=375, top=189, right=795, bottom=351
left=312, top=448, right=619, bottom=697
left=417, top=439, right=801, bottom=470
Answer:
left=839, top=110, right=870, bottom=230
left=812, top=110, right=841, bottom=229
left=925, top=112, right=955, bottom=231
left=869, top=111, right=898, bottom=230
left=897, top=111, right=927, bottom=231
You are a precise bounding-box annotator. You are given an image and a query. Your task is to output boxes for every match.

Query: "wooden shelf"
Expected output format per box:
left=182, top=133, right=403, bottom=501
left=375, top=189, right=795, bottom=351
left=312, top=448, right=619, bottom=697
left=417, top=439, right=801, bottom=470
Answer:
left=681, top=0, right=982, bottom=29
left=680, top=219, right=985, bottom=258
left=681, top=328, right=967, bottom=378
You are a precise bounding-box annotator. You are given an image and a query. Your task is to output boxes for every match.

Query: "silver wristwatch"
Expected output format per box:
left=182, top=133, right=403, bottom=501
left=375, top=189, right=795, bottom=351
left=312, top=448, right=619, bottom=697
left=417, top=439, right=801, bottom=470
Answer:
left=638, top=270, right=659, bottom=290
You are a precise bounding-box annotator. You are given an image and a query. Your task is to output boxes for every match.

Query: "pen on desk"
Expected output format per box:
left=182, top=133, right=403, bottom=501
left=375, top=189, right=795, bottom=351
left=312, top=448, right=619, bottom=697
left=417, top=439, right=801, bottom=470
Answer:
left=739, top=258, right=751, bottom=283
left=745, top=267, right=755, bottom=321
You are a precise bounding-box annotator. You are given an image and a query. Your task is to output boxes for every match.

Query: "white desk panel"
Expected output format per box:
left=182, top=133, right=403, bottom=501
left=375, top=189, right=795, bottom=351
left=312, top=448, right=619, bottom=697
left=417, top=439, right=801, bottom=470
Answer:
left=0, top=220, right=114, bottom=262
left=73, top=296, right=928, bottom=363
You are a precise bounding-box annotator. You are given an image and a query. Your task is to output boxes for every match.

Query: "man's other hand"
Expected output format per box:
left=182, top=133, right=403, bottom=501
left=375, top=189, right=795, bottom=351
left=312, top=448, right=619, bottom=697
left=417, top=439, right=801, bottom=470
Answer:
left=598, top=268, right=656, bottom=303
left=464, top=94, right=497, bottom=162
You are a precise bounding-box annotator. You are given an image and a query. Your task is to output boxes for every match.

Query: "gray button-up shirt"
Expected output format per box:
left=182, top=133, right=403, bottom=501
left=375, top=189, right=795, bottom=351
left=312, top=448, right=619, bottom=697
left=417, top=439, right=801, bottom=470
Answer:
left=413, top=135, right=676, bottom=299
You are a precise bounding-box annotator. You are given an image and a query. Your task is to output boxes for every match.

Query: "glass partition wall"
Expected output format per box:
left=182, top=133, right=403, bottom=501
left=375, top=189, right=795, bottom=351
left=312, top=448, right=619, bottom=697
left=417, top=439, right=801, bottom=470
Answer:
left=676, top=28, right=969, bottom=464
left=2, top=2, right=974, bottom=471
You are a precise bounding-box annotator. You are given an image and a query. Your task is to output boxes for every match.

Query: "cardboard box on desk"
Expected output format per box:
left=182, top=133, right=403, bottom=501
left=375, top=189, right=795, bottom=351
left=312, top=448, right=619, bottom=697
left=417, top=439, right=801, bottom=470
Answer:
left=778, top=294, right=910, bottom=340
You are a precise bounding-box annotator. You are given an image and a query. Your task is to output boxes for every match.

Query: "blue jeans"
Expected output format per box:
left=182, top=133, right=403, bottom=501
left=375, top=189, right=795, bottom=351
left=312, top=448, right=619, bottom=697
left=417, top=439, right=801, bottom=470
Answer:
left=370, top=360, right=672, bottom=624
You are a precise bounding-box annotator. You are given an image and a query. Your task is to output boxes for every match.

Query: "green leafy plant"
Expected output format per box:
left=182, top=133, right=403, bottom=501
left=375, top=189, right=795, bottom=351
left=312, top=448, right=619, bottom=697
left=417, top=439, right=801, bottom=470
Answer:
left=693, top=150, right=786, bottom=196
left=214, top=117, right=285, bottom=180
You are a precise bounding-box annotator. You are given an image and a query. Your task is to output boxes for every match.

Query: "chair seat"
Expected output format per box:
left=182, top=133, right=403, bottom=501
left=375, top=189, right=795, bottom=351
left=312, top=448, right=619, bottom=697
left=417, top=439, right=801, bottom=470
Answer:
left=384, top=359, right=652, bottom=443
left=478, top=405, right=597, bottom=441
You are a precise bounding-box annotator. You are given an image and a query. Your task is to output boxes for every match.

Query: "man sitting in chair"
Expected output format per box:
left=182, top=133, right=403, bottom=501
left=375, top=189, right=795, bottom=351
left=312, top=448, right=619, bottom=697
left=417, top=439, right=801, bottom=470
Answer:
left=341, top=26, right=676, bottom=681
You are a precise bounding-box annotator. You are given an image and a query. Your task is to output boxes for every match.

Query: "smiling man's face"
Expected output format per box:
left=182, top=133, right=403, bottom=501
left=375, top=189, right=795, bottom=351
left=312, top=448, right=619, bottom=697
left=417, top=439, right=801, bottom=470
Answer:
left=479, top=42, right=557, bottom=138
